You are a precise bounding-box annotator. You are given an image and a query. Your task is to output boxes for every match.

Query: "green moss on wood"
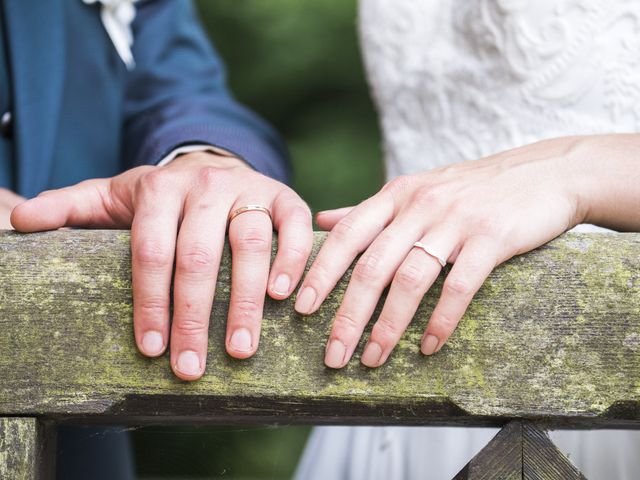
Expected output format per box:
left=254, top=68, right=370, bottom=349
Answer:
left=0, top=230, right=638, bottom=425
left=0, top=418, right=37, bottom=480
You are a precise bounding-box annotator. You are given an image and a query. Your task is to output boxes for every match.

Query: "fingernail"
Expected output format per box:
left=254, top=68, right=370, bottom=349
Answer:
left=229, top=327, right=253, bottom=353
left=325, top=339, right=347, bottom=368
left=421, top=335, right=440, bottom=356
left=361, top=341, right=383, bottom=367
left=175, top=350, right=201, bottom=377
left=272, top=273, right=291, bottom=296
left=141, top=330, right=164, bottom=356
left=295, top=286, right=317, bottom=314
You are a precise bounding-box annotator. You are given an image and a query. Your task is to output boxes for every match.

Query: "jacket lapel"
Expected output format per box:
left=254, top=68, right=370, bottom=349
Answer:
left=4, top=0, right=65, bottom=197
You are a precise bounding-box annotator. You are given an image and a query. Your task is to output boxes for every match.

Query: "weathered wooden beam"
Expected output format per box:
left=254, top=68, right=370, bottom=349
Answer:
left=0, top=230, right=639, bottom=426
left=0, top=417, right=56, bottom=480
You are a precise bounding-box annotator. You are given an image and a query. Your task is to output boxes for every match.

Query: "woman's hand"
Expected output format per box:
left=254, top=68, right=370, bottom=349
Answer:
left=11, top=153, right=313, bottom=380
left=296, top=136, right=591, bottom=368
left=0, top=188, right=26, bottom=229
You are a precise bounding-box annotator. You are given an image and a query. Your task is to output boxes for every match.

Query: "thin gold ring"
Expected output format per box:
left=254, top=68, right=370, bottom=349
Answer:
left=228, top=205, right=272, bottom=223
left=413, top=241, right=447, bottom=268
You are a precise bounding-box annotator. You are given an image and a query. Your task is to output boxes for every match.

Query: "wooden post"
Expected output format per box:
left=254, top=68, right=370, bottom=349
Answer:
left=453, top=421, right=522, bottom=479
left=522, top=423, right=585, bottom=480
left=454, top=421, right=586, bottom=479
left=0, top=417, right=56, bottom=480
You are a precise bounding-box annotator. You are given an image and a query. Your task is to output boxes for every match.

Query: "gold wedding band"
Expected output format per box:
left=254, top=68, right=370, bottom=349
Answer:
left=228, top=205, right=272, bottom=223
left=413, top=241, right=447, bottom=268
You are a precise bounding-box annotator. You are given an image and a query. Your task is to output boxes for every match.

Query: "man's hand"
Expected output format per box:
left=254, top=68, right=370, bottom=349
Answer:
left=0, top=188, right=26, bottom=229
left=11, top=153, right=313, bottom=380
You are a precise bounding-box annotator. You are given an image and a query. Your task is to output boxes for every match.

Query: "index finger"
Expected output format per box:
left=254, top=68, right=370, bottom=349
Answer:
left=294, top=194, right=394, bottom=315
left=131, top=182, right=183, bottom=359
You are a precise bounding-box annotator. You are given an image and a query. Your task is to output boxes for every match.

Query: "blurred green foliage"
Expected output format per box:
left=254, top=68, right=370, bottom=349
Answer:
left=133, top=1, right=382, bottom=478
left=134, top=425, right=311, bottom=479
left=195, top=0, right=384, bottom=212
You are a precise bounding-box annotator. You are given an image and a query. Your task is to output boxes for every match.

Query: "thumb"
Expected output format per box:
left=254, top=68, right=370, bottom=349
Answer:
left=11, top=178, right=130, bottom=232
left=315, top=206, right=354, bottom=231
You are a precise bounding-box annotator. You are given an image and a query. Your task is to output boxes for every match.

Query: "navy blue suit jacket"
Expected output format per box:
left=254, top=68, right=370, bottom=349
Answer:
left=2, top=0, right=289, bottom=198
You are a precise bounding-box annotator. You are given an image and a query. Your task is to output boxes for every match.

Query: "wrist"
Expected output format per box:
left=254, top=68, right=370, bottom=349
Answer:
left=562, top=133, right=640, bottom=229
left=170, top=151, right=251, bottom=171
left=561, top=136, right=595, bottom=227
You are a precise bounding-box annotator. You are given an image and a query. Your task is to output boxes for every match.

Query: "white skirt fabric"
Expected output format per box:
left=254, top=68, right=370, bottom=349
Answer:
left=294, top=426, right=640, bottom=480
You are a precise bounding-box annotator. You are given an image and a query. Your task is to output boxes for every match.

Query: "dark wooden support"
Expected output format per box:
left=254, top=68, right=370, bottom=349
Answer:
left=453, top=421, right=522, bottom=479
left=522, top=423, right=585, bottom=480
left=454, top=421, right=586, bottom=479
left=0, top=417, right=56, bottom=480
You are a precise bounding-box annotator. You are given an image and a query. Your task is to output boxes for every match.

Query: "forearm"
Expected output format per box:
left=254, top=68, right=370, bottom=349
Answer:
left=570, top=134, right=640, bottom=231
left=123, top=0, right=290, bottom=182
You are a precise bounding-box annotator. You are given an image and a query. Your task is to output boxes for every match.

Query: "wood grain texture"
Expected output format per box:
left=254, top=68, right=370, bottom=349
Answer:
left=453, top=421, right=586, bottom=480
left=0, top=230, right=639, bottom=425
left=0, top=417, right=55, bottom=480
left=453, top=421, right=522, bottom=480
left=522, top=423, right=585, bottom=480
left=0, top=418, right=37, bottom=480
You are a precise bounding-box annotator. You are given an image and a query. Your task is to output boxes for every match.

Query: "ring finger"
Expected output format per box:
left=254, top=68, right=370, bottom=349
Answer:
left=226, top=201, right=274, bottom=358
left=361, top=230, right=458, bottom=367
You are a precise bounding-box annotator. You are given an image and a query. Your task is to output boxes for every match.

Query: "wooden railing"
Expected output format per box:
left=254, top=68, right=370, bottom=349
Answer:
left=0, top=231, right=639, bottom=479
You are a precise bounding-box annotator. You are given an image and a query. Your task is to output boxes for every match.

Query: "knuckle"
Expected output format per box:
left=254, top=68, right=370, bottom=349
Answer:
left=305, top=260, right=331, bottom=286
left=136, top=240, right=172, bottom=268
left=173, top=317, right=208, bottom=336
left=382, top=175, right=412, bottom=197
left=444, top=275, right=473, bottom=298
left=448, top=200, right=475, bottom=224
left=284, top=243, right=311, bottom=263
left=432, top=312, right=458, bottom=331
left=352, top=252, right=384, bottom=283
left=330, top=216, right=357, bottom=242
left=410, top=185, right=442, bottom=210
left=139, top=170, right=171, bottom=194
left=334, top=311, right=361, bottom=333
left=287, top=205, right=312, bottom=226
left=233, top=297, right=262, bottom=318
left=137, top=296, right=168, bottom=318
left=381, top=175, right=414, bottom=210
left=472, top=215, right=499, bottom=237
left=276, top=187, right=300, bottom=203
left=191, top=200, right=213, bottom=211
left=234, top=227, right=271, bottom=253
left=197, top=166, right=224, bottom=188
left=374, top=315, right=402, bottom=342
left=395, top=262, right=427, bottom=292
left=177, top=243, right=216, bottom=274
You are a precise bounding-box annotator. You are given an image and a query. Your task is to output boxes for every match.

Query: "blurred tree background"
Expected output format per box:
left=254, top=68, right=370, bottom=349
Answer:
left=133, top=1, right=382, bottom=478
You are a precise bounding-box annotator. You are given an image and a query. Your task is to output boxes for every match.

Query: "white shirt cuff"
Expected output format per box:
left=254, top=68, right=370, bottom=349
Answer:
left=156, top=144, right=235, bottom=167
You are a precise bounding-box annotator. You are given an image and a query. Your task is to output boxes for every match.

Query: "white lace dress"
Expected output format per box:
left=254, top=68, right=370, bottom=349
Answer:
left=295, top=1, right=640, bottom=479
